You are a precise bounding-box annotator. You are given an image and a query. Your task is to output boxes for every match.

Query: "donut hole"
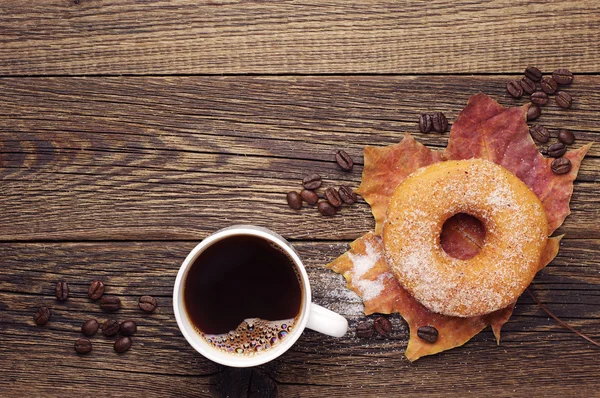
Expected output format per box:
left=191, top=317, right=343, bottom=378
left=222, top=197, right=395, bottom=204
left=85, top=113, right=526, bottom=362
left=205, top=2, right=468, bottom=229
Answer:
left=440, top=213, right=486, bottom=260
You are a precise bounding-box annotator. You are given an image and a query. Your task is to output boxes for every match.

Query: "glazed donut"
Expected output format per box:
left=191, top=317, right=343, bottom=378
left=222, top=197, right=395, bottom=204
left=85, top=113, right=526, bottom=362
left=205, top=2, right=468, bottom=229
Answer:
left=383, top=159, right=548, bottom=317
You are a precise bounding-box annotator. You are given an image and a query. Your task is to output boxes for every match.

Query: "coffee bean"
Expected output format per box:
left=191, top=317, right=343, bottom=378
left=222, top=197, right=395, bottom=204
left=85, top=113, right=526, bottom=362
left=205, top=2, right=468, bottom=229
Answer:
left=419, top=114, right=433, bottom=133
left=355, top=321, right=375, bottom=338
left=547, top=142, right=567, bottom=158
left=100, top=295, right=121, bottom=312
left=551, top=157, right=572, bottom=175
left=520, top=77, right=536, bottom=95
left=74, top=338, right=92, bottom=354
left=325, top=187, right=342, bottom=208
left=338, top=185, right=357, bottom=204
left=302, top=174, right=322, bottom=190
left=300, top=189, right=319, bottom=205
left=317, top=201, right=336, bottom=216
left=33, top=306, right=51, bottom=326
left=558, top=129, right=575, bottom=145
left=540, top=76, right=558, bottom=94
left=506, top=80, right=523, bottom=98
left=55, top=281, right=69, bottom=301
left=114, top=336, right=132, bottom=353
left=373, top=316, right=392, bottom=336
left=531, top=91, right=549, bottom=105
left=81, top=319, right=99, bottom=337
left=88, top=280, right=105, bottom=301
left=527, top=104, right=541, bottom=121
left=555, top=91, right=572, bottom=109
left=335, top=150, right=354, bottom=171
left=529, top=124, right=550, bottom=143
left=432, top=112, right=449, bottom=132
left=286, top=191, right=302, bottom=210
left=102, top=319, right=120, bottom=337
left=525, top=66, right=542, bottom=82
left=139, top=295, right=158, bottom=313
left=552, top=68, right=574, bottom=85
left=120, top=320, right=137, bottom=336
left=417, top=326, right=439, bottom=343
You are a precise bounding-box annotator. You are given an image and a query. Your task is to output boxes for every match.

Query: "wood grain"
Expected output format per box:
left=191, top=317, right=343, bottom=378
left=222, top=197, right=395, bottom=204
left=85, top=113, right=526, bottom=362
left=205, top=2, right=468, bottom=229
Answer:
left=1, top=1, right=600, bottom=75
left=0, top=241, right=598, bottom=397
left=1, top=76, right=598, bottom=241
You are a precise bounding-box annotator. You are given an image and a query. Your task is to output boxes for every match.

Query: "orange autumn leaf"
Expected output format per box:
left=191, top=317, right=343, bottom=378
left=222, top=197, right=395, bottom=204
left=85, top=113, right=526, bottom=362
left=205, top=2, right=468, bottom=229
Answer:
left=355, top=134, right=443, bottom=235
left=327, top=232, right=562, bottom=361
left=444, top=92, right=592, bottom=233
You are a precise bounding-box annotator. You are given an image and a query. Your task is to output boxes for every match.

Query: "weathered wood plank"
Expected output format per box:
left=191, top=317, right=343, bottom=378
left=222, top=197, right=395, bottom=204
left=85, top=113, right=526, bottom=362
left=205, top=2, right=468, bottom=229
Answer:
left=0, top=1, right=599, bottom=75
left=0, top=241, right=598, bottom=397
left=1, top=76, right=598, bottom=240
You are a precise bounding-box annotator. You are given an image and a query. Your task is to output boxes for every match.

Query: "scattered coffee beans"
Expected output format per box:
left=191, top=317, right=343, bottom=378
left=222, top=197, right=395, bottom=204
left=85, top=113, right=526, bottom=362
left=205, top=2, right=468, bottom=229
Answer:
left=81, top=319, right=99, bottom=337
left=558, top=129, right=575, bottom=145
left=302, top=174, right=322, bottom=190
left=417, top=326, right=439, bottom=343
left=88, top=280, right=105, bottom=301
left=300, top=189, right=319, bottom=205
left=419, top=114, right=433, bottom=133
left=520, top=77, right=536, bottom=95
left=317, top=201, right=336, bottom=216
left=552, top=69, right=574, bottom=85
left=529, top=124, right=550, bottom=143
left=139, top=296, right=158, bottom=313
left=55, top=281, right=69, bottom=301
left=551, top=157, right=572, bottom=174
left=540, top=76, right=558, bottom=94
left=506, top=80, right=523, bottom=98
left=555, top=91, right=572, bottom=109
left=547, top=142, right=567, bottom=158
left=75, top=338, right=92, bottom=354
left=531, top=91, right=549, bottom=105
left=286, top=191, right=302, bottom=210
left=525, top=66, right=542, bottom=82
left=432, top=112, right=449, bottom=132
left=527, top=104, right=541, bottom=121
left=34, top=306, right=51, bottom=326
left=114, top=336, right=132, bottom=353
left=325, top=187, right=342, bottom=208
left=100, top=295, right=121, bottom=312
left=355, top=321, right=375, bottom=338
left=102, top=319, right=120, bottom=337
left=335, top=150, right=354, bottom=171
left=373, top=316, right=392, bottom=337
left=338, top=185, right=357, bottom=204
left=120, top=320, right=137, bottom=336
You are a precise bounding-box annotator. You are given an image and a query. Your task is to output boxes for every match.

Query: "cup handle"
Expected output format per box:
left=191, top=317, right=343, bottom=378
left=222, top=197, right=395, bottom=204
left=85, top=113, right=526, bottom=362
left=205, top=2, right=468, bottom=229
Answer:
left=305, top=303, right=348, bottom=337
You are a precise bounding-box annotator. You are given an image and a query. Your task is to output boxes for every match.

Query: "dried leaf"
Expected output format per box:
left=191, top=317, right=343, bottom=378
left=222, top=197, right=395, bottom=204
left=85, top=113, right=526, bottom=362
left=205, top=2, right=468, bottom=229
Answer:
left=355, top=134, right=443, bottom=235
left=327, top=233, right=562, bottom=361
left=444, top=93, right=592, bottom=233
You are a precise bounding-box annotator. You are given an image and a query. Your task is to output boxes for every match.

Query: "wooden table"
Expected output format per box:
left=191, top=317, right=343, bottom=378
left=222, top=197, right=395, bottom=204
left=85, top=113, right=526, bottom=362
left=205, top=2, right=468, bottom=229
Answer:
left=1, top=1, right=599, bottom=397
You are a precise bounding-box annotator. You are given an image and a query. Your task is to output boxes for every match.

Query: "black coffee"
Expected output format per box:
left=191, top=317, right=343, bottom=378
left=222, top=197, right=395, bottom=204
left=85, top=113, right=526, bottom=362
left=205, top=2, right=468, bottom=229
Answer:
left=183, top=234, right=303, bottom=355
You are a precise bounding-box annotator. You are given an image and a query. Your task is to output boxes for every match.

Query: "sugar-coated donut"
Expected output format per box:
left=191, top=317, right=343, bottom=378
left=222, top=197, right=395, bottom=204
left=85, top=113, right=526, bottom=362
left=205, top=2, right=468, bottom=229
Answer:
left=383, top=159, right=548, bottom=317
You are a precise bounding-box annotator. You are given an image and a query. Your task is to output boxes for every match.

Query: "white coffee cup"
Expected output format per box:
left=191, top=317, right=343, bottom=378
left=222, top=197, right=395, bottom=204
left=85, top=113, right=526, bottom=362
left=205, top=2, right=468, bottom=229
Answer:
left=173, top=225, right=348, bottom=367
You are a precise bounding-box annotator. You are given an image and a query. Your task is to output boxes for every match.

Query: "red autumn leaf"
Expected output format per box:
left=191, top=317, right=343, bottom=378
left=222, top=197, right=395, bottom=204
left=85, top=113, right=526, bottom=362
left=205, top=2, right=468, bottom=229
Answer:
left=444, top=93, right=592, bottom=233
left=327, top=232, right=562, bottom=361
left=355, top=134, right=443, bottom=235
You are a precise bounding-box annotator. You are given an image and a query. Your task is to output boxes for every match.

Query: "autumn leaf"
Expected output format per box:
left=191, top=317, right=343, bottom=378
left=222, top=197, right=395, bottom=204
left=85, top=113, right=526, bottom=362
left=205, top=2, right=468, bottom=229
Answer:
left=444, top=92, right=592, bottom=233
left=327, top=232, right=562, bottom=361
left=355, top=134, right=442, bottom=235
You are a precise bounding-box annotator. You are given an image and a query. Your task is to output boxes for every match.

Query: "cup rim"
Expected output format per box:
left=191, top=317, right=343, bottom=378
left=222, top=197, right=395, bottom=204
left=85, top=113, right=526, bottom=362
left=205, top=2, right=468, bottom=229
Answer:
left=173, top=225, right=312, bottom=367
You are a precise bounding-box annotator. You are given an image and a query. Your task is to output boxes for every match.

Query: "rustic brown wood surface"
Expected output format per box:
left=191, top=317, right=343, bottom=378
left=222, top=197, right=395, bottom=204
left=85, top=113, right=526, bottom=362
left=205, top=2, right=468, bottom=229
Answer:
left=1, top=1, right=599, bottom=397
left=1, top=0, right=600, bottom=75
